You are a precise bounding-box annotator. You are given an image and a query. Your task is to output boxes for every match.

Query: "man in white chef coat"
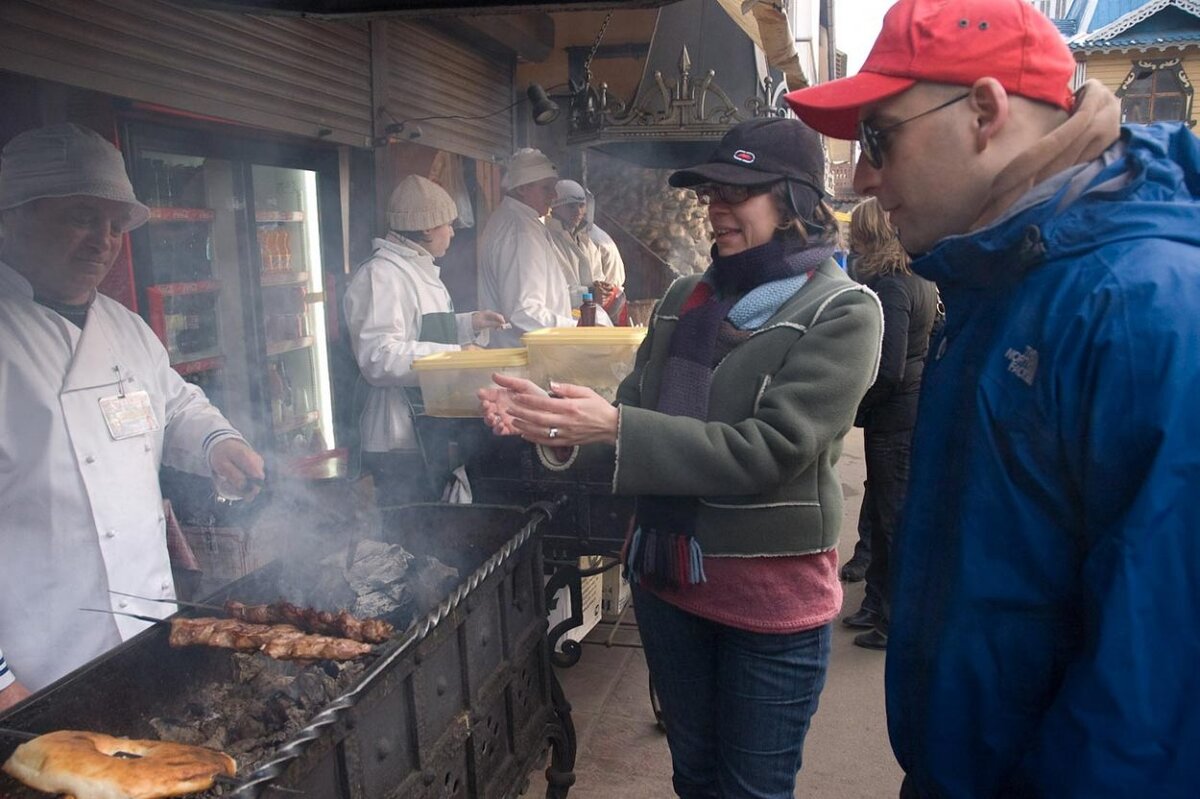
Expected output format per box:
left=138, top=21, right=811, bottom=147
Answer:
left=0, top=124, right=265, bottom=710
left=477, top=148, right=577, bottom=348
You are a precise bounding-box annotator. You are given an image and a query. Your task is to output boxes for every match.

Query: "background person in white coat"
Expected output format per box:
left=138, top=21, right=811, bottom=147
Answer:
left=0, top=124, right=264, bottom=711
left=477, top=148, right=575, bottom=347
left=344, top=175, right=505, bottom=506
left=545, top=179, right=601, bottom=306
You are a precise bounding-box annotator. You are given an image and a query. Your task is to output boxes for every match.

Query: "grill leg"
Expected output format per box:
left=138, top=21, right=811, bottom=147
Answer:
left=544, top=562, right=585, bottom=667
left=543, top=669, right=577, bottom=798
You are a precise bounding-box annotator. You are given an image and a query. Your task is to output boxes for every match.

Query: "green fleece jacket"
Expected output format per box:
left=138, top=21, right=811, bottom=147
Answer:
left=613, top=259, right=882, bottom=557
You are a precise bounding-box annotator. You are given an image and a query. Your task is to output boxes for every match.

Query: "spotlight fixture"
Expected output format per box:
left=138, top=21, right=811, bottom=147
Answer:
left=527, top=84, right=560, bottom=126
left=382, top=121, right=423, bottom=141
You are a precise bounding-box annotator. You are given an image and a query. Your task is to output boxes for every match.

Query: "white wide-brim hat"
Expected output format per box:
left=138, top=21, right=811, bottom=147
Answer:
left=0, top=123, right=150, bottom=231
left=501, top=148, right=558, bottom=191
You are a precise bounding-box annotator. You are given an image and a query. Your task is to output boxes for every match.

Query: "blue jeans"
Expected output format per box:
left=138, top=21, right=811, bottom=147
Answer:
left=633, top=586, right=832, bottom=799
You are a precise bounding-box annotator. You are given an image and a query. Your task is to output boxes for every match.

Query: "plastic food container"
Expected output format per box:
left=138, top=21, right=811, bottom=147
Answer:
left=522, top=327, right=648, bottom=402
left=411, top=348, right=529, bottom=417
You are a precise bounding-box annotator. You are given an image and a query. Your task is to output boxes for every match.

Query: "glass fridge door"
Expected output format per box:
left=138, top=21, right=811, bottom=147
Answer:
left=250, top=164, right=337, bottom=465
left=129, top=146, right=243, bottom=417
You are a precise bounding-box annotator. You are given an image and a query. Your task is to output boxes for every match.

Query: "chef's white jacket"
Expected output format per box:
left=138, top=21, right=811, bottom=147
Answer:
left=343, top=237, right=481, bottom=453
left=477, top=196, right=575, bottom=348
left=589, top=223, right=627, bottom=288
left=0, top=260, right=244, bottom=692
left=545, top=216, right=600, bottom=305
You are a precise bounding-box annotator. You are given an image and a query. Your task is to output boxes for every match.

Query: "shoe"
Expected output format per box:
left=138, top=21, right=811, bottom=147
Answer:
left=853, top=629, right=889, bottom=651
left=839, top=555, right=869, bottom=583
left=842, top=608, right=881, bottom=629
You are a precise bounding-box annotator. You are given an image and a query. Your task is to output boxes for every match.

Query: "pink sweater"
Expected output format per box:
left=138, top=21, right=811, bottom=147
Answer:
left=644, top=549, right=842, bottom=633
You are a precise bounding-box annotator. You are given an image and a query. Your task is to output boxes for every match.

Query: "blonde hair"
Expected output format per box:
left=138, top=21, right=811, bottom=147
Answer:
left=849, top=197, right=910, bottom=279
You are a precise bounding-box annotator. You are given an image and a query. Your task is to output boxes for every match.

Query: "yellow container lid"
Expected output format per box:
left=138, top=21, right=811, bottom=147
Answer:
left=412, top=347, right=528, bottom=371
left=522, top=327, right=648, bottom=346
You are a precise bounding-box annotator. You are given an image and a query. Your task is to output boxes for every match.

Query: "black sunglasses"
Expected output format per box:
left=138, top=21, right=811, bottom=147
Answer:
left=857, top=93, right=971, bottom=169
left=692, top=182, right=778, bottom=206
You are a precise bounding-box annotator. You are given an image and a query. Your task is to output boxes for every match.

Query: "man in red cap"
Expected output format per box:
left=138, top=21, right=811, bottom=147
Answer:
left=786, top=0, right=1200, bottom=796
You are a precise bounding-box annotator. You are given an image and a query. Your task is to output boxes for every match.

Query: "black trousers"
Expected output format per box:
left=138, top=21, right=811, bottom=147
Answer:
left=860, top=426, right=914, bottom=632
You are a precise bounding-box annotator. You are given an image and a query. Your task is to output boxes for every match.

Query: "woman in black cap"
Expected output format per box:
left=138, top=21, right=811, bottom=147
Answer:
left=480, top=117, right=882, bottom=798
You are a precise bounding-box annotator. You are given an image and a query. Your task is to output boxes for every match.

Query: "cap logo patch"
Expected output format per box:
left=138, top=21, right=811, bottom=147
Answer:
left=733, top=150, right=756, bottom=164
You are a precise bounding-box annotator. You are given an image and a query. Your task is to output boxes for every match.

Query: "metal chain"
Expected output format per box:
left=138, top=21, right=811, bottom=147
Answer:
left=583, top=11, right=614, bottom=84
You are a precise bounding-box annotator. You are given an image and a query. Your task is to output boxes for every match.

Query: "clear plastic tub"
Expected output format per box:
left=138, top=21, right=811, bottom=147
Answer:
left=522, top=327, right=648, bottom=402
left=411, top=347, right=529, bottom=417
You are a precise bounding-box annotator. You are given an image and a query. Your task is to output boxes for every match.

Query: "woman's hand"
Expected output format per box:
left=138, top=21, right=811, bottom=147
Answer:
left=471, top=310, right=508, bottom=331
left=478, top=380, right=524, bottom=436
left=478, top=374, right=618, bottom=447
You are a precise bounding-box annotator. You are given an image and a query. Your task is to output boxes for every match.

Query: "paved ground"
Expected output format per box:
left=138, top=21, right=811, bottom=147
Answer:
left=522, top=428, right=902, bottom=798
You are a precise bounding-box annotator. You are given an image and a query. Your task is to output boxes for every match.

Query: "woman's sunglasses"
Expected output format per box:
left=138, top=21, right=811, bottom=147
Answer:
left=857, top=93, right=970, bottom=169
left=692, top=182, right=778, bottom=206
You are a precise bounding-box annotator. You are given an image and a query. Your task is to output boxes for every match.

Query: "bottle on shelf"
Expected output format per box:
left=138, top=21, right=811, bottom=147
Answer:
left=267, top=362, right=286, bottom=424
left=277, top=359, right=295, bottom=418
left=577, top=291, right=597, bottom=327
left=280, top=228, right=293, bottom=271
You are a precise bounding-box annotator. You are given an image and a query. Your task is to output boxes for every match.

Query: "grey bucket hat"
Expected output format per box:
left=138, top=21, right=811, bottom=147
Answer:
left=0, top=123, right=150, bottom=231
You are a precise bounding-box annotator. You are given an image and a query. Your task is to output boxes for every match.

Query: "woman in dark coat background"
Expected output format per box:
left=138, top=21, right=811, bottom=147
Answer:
left=841, top=197, right=938, bottom=650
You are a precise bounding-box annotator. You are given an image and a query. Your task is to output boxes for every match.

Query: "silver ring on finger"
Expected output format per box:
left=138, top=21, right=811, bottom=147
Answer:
left=548, top=427, right=559, bottom=439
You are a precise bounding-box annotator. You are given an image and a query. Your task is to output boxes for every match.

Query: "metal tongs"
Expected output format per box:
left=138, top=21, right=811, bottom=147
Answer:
left=214, top=475, right=267, bottom=507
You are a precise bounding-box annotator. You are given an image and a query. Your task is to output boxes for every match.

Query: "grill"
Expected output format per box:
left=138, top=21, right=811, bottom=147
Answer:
left=411, top=419, right=636, bottom=668
left=0, top=503, right=576, bottom=799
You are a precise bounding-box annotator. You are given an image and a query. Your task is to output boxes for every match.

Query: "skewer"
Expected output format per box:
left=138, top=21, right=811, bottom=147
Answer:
left=0, top=727, right=36, bottom=741
left=108, top=590, right=224, bottom=614
left=78, top=607, right=166, bottom=625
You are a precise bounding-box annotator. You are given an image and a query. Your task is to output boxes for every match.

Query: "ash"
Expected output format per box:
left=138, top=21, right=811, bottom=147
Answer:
left=149, top=653, right=365, bottom=773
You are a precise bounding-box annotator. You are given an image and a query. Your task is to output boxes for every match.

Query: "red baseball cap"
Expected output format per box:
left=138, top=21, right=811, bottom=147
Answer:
left=785, top=0, right=1076, bottom=139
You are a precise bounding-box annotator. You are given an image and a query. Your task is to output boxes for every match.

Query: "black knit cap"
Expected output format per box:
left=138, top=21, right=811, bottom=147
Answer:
left=668, top=117, right=825, bottom=193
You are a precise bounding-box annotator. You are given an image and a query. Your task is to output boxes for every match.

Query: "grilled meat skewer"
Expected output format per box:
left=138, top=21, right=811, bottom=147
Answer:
left=80, top=610, right=372, bottom=661
left=106, top=591, right=394, bottom=644
left=168, top=617, right=372, bottom=661
left=224, top=601, right=393, bottom=644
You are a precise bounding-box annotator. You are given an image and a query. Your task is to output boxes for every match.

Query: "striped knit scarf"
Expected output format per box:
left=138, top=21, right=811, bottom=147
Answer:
left=625, top=238, right=834, bottom=588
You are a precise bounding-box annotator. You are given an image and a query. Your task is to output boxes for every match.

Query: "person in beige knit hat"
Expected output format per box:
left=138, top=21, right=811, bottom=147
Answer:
left=343, top=174, right=505, bottom=505
left=477, top=148, right=581, bottom=347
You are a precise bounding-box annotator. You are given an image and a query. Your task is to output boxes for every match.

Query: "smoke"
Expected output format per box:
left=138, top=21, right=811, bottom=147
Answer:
left=586, top=150, right=712, bottom=275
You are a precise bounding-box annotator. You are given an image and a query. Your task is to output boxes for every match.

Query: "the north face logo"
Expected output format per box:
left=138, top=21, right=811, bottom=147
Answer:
left=733, top=150, right=756, bottom=163
left=1004, top=346, right=1039, bottom=386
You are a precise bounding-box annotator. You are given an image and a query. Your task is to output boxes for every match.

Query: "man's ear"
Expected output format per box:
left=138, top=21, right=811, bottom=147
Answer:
left=970, top=78, right=1010, bottom=152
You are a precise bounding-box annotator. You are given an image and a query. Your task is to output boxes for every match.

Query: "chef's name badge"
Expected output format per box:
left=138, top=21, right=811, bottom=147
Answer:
left=99, top=390, right=160, bottom=440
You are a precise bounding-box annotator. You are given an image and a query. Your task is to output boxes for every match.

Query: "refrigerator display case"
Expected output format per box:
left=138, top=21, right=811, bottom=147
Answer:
left=123, top=120, right=344, bottom=474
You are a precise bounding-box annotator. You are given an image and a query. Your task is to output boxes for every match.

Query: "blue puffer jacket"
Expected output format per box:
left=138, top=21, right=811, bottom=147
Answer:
left=890, top=123, right=1200, bottom=798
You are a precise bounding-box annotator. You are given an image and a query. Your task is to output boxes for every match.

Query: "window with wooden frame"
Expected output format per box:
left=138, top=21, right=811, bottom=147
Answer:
left=1116, top=58, right=1194, bottom=126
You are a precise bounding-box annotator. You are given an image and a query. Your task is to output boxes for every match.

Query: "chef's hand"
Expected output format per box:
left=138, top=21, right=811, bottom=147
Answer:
left=482, top=374, right=617, bottom=447
left=0, top=680, right=32, bottom=713
left=593, top=281, right=617, bottom=304
left=210, top=438, right=266, bottom=501
left=471, top=310, right=507, bottom=331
